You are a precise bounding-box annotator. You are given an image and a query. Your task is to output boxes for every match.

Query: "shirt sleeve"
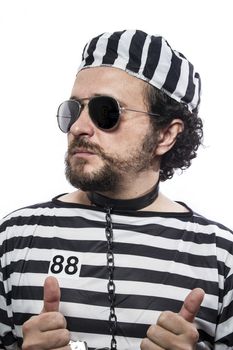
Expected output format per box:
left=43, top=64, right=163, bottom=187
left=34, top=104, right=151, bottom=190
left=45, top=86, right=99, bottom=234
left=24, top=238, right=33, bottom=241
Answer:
left=0, top=220, right=20, bottom=350
left=214, top=258, right=233, bottom=347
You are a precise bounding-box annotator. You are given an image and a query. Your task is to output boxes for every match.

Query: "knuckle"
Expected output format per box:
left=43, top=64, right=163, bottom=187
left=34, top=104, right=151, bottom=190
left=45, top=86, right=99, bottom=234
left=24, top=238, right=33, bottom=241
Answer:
left=146, top=324, right=156, bottom=338
left=61, top=328, right=70, bottom=344
left=22, top=320, right=30, bottom=335
left=22, top=316, right=37, bottom=335
left=176, top=345, right=188, bottom=350
left=177, top=326, right=199, bottom=350
left=187, top=326, right=199, bottom=343
left=53, top=328, right=70, bottom=348
left=39, top=311, right=65, bottom=327
left=157, top=310, right=173, bottom=325
left=21, top=342, right=29, bottom=350
left=22, top=339, right=39, bottom=350
left=22, top=316, right=41, bottom=350
left=178, top=344, right=196, bottom=350
left=53, top=312, right=67, bottom=328
left=140, top=337, right=150, bottom=349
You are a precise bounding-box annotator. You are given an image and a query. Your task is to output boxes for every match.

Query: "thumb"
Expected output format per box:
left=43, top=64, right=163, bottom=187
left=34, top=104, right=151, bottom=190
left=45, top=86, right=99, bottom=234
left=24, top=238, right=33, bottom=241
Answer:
left=41, top=276, right=61, bottom=313
left=179, top=288, right=205, bottom=323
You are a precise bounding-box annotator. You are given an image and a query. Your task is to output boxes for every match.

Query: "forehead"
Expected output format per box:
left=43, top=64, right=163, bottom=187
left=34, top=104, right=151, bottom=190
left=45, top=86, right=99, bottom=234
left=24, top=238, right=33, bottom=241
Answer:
left=71, top=66, right=147, bottom=105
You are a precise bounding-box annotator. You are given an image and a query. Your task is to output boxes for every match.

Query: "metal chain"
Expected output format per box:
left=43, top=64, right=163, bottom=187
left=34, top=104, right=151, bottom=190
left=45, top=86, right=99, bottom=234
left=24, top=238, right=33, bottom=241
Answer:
left=105, top=207, right=117, bottom=350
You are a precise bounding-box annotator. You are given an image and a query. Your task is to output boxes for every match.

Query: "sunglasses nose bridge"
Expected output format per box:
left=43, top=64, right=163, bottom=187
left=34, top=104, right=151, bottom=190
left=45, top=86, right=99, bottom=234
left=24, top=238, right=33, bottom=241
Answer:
left=69, top=102, right=94, bottom=136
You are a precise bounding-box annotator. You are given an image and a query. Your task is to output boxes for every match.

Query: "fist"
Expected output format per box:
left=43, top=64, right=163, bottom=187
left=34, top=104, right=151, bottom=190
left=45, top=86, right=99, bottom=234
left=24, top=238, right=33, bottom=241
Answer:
left=22, top=277, right=70, bottom=350
left=141, top=288, right=205, bottom=350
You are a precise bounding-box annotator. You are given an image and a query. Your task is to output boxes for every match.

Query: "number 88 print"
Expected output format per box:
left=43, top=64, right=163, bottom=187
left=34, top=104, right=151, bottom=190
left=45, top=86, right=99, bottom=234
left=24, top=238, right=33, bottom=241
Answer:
left=49, top=252, right=82, bottom=277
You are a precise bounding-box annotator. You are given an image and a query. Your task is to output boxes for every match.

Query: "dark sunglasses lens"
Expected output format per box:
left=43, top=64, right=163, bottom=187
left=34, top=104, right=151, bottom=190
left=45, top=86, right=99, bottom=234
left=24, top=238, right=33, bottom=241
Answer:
left=57, top=100, right=80, bottom=133
left=88, top=96, right=119, bottom=130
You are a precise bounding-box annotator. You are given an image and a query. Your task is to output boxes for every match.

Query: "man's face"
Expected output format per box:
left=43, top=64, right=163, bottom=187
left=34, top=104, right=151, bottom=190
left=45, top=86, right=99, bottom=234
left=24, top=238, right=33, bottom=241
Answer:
left=65, top=67, right=158, bottom=193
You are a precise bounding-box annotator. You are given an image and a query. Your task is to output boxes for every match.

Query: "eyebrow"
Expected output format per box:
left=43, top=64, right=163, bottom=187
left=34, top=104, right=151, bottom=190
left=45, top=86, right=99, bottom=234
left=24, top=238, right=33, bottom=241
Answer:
left=69, top=93, right=103, bottom=101
left=69, top=94, right=127, bottom=107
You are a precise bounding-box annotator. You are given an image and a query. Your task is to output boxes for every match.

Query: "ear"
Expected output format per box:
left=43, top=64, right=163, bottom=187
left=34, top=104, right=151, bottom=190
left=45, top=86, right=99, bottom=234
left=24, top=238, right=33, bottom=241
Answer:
left=155, top=119, right=184, bottom=156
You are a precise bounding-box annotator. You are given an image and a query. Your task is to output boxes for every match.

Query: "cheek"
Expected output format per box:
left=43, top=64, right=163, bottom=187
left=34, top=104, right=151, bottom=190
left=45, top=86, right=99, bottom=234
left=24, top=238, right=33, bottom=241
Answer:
left=120, top=115, right=150, bottom=134
left=67, top=133, right=74, bottom=145
left=102, top=134, right=133, bottom=154
left=115, top=121, right=151, bottom=149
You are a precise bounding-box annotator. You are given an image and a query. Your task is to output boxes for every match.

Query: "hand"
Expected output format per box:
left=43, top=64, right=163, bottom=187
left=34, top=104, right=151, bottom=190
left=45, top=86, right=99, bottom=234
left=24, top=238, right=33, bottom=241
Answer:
left=140, top=288, right=205, bottom=350
left=22, top=276, right=70, bottom=350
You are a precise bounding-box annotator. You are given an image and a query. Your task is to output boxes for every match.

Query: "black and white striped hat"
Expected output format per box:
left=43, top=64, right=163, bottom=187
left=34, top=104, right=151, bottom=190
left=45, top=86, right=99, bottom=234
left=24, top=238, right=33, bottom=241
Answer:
left=78, top=30, right=201, bottom=113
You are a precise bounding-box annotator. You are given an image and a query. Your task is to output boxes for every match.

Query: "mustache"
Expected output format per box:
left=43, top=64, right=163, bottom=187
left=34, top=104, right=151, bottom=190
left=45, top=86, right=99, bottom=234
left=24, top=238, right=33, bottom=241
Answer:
left=67, top=137, right=105, bottom=157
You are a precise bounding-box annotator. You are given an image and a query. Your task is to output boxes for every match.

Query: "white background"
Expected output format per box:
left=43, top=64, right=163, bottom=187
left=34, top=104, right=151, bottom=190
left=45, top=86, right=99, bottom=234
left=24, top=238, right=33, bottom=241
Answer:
left=0, top=0, right=232, bottom=229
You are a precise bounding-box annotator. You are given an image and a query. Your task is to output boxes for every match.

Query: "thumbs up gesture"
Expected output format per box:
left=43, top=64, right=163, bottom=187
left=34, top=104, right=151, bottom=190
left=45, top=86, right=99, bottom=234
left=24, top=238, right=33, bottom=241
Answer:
left=140, top=288, right=205, bottom=350
left=22, top=277, right=70, bottom=350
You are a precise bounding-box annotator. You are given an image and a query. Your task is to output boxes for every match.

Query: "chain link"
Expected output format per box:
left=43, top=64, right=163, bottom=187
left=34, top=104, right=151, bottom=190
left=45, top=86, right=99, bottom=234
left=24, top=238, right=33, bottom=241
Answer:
left=105, top=207, right=117, bottom=350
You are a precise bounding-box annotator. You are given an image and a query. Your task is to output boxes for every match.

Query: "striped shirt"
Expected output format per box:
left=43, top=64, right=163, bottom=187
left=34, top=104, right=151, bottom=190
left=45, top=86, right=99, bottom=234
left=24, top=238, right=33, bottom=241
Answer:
left=0, top=195, right=233, bottom=349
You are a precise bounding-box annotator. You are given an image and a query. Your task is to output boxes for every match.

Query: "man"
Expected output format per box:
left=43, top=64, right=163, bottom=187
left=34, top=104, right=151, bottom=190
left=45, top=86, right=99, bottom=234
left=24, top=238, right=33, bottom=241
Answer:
left=0, top=30, right=232, bottom=350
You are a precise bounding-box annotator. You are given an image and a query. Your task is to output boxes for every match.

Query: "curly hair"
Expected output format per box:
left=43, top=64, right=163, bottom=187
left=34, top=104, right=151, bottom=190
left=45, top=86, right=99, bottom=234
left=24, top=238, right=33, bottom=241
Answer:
left=144, top=85, right=203, bottom=181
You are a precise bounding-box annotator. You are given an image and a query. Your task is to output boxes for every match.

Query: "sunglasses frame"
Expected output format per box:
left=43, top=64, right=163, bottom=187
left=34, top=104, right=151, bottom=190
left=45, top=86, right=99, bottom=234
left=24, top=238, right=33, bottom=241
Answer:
left=57, top=95, right=161, bottom=133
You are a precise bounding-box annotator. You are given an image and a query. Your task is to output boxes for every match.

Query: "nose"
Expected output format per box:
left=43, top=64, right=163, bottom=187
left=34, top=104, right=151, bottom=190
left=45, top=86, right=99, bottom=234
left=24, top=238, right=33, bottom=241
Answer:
left=69, top=105, right=95, bottom=137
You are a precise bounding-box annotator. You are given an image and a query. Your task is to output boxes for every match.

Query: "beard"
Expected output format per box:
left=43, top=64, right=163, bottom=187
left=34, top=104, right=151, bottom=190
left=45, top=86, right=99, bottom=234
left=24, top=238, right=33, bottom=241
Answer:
left=65, top=128, right=158, bottom=193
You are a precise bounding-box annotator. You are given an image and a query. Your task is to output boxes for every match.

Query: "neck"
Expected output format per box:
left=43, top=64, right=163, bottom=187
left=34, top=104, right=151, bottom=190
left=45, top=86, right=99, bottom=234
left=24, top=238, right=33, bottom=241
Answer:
left=87, top=179, right=160, bottom=211
left=97, top=171, right=160, bottom=200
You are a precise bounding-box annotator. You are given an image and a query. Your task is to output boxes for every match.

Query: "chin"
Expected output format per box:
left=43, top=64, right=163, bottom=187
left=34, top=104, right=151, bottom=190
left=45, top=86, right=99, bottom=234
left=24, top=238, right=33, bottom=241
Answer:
left=66, top=165, right=118, bottom=193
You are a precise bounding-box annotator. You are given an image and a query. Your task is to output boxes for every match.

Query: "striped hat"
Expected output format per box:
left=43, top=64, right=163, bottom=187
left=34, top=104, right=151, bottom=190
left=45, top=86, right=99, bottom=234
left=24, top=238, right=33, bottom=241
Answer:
left=78, top=30, right=201, bottom=112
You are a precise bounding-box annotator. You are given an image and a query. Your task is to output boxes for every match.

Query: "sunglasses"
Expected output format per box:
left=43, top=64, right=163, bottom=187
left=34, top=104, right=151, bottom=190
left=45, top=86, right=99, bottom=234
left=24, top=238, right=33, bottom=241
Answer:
left=57, top=95, right=160, bottom=133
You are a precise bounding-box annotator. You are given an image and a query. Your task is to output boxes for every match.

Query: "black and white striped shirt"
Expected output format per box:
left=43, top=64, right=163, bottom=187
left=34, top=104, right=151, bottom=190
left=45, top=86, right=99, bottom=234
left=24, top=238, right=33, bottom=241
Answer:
left=0, top=195, right=233, bottom=349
